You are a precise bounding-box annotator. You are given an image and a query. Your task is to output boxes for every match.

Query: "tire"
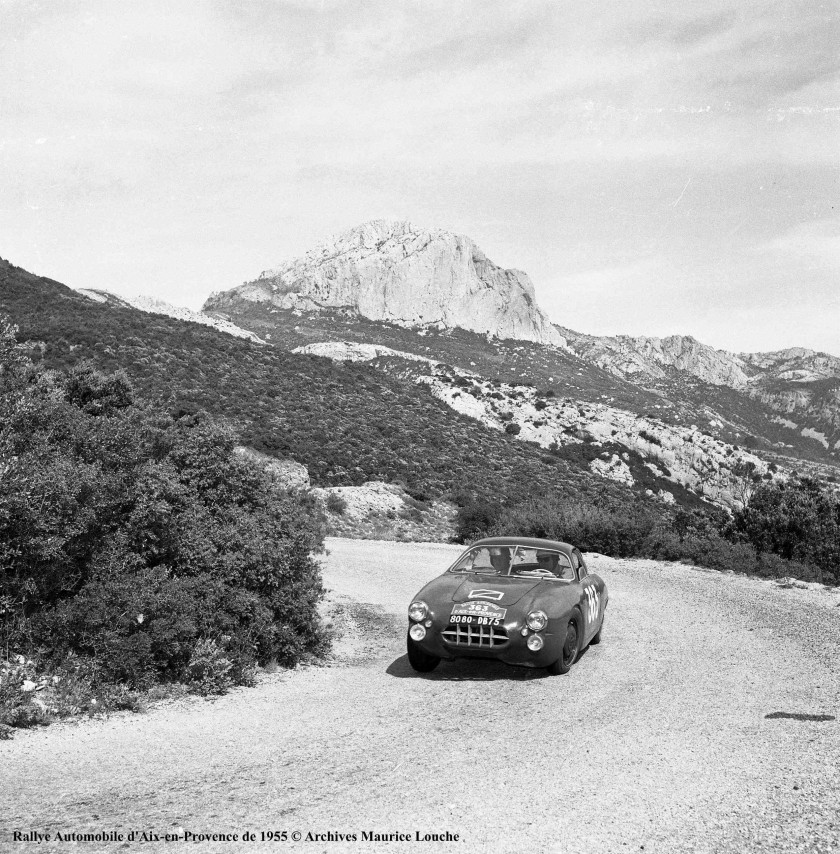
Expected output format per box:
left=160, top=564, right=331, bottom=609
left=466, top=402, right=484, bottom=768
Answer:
left=406, top=632, right=440, bottom=673
left=590, top=610, right=604, bottom=645
left=547, top=617, right=580, bottom=675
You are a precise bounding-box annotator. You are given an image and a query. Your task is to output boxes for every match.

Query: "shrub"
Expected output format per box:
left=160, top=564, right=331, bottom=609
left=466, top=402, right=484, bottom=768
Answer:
left=455, top=500, right=501, bottom=542
left=405, top=486, right=432, bottom=503
left=0, top=340, right=329, bottom=732
left=638, top=429, right=662, bottom=446
left=326, top=492, right=348, bottom=514
left=505, top=423, right=521, bottom=436
left=0, top=655, right=50, bottom=731
left=733, top=476, right=839, bottom=585
left=186, top=639, right=234, bottom=696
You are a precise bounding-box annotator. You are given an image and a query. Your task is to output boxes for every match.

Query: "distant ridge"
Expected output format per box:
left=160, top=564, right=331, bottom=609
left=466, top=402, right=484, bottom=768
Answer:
left=561, top=328, right=840, bottom=439
left=560, top=328, right=840, bottom=389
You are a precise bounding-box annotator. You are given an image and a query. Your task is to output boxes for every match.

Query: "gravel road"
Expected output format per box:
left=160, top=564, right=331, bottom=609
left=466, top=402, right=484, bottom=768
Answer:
left=3, top=538, right=839, bottom=854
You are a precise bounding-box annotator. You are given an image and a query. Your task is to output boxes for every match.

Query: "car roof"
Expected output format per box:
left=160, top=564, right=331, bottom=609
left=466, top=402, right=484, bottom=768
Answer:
left=470, top=536, right=576, bottom=556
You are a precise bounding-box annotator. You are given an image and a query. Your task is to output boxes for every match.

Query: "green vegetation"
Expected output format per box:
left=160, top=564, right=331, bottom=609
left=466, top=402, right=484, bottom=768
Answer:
left=733, top=476, right=840, bottom=585
left=0, top=326, right=327, bottom=736
left=325, top=492, right=348, bottom=515
left=457, top=490, right=834, bottom=585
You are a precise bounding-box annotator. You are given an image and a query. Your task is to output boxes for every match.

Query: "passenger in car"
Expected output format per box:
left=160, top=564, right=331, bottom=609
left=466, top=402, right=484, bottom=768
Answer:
left=536, top=550, right=560, bottom=575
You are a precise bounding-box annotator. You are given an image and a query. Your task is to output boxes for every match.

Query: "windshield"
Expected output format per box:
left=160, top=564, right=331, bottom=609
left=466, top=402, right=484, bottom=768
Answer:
left=449, top=546, right=574, bottom=580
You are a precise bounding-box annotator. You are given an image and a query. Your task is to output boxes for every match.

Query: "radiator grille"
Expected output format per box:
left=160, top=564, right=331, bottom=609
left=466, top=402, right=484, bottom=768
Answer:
left=442, top=623, right=508, bottom=647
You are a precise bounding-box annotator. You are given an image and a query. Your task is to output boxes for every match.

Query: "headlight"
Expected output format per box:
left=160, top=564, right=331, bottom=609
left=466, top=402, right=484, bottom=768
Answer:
left=408, top=601, right=428, bottom=622
left=409, top=624, right=427, bottom=641
left=526, top=634, right=544, bottom=651
left=526, top=610, right=548, bottom=631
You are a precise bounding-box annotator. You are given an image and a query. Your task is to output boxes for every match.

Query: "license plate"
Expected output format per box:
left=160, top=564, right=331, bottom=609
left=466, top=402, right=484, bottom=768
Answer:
left=450, top=602, right=507, bottom=626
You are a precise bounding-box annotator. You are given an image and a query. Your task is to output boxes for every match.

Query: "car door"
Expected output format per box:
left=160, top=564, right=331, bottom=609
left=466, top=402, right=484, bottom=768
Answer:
left=573, top=549, right=602, bottom=643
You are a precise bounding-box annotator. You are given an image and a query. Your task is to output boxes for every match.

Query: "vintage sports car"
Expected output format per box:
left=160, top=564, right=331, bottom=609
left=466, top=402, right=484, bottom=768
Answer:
left=406, top=537, right=607, bottom=675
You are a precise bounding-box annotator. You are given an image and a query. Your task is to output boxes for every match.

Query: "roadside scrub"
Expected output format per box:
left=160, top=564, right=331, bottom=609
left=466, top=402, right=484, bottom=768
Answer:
left=457, top=494, right=831, bottom=585
left=0, top=326, right=328, bottom=737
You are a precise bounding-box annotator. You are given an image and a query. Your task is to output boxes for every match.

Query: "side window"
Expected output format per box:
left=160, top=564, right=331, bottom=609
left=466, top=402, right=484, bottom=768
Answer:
left=573, top=549, right=588, bottom=579
left=556, top=554, right=575, bottom=581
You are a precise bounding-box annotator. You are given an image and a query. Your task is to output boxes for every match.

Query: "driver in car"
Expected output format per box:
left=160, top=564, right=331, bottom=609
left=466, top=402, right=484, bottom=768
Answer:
left=536, top=550, right=561, bottom=576
left=489, top=547, right=511, bottom=573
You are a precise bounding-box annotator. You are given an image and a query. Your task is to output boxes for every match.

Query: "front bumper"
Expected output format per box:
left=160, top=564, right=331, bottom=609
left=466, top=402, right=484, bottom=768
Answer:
left=409, top=617, right=562, bottom=669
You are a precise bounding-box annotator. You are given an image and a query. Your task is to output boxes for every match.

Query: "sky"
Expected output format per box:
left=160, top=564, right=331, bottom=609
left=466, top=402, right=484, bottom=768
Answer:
left=1, top=0, right=838, bottom=354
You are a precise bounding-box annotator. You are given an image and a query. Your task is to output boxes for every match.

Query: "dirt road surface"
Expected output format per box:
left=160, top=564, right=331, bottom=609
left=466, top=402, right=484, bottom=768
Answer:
left=3, top=538, right=839, bottom=853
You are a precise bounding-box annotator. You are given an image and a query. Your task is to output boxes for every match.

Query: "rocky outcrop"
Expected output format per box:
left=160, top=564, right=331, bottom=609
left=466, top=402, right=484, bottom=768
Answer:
left=590, top=454, right=635, bottom=486
left=76, top=289, right=132, bottom=308
left=293, top=341, right=438, bottom=365
left=561, top=329, right=751, bottom=387
left=311, top=481, right=456, bottom=541
left=125, top=296, right=265, bottom=344
left=76, top=289, right=264, bottom=343
left=741, top=348, right=840, bottom=382
left=205, top=220, right=566, bottom=346
left=233, top=447, right=310, bottom=489
left=417, top=368, right=776, bottom=509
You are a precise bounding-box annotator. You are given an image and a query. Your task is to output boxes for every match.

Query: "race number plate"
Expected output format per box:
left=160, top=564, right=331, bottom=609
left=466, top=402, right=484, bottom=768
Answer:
left=450, top=601, right=507, bottom=626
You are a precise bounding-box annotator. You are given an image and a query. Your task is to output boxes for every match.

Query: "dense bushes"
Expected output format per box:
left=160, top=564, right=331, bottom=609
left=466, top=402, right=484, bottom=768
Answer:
left=0, top=329, right=328, bottom=733
left=489, top=498, right=662, bottom=557
left=456, top=492, right=832, bottom=584
left=733, top=477, right=839, bottom=584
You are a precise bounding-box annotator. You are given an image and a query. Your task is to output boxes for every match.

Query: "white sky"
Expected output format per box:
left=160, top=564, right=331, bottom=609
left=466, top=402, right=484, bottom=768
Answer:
left=1, top=0, right=838, bottom=354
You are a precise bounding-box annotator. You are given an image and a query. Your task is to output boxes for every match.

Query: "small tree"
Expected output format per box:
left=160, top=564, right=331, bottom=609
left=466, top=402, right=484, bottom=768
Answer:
left=732, top=460, right=762, bottom=508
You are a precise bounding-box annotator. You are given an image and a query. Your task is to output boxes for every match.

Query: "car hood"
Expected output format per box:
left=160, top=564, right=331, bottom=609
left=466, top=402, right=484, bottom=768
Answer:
left=418, top=573, right=548, bottom=608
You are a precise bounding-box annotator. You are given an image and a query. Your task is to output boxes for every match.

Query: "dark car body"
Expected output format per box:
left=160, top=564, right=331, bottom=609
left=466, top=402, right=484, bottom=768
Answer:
left=406, top=536, right=608, bottom=674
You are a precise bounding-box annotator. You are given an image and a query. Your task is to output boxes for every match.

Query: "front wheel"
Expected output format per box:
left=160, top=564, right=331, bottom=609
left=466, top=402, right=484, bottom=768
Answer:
left=547, top=618, right=580, bottom=675
left=407, top=632, right=440, bottom=673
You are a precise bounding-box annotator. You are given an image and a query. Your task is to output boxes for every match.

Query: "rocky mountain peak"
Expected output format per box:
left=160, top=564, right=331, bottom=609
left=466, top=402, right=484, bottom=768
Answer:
left=204, top=220, right=565, bottom=346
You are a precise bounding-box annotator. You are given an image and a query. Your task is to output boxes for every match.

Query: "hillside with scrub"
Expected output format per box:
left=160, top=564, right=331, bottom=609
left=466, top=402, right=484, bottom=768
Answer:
left=0, top=328, right=327, bottom=736
left=0, top=257, right=638, bottom=508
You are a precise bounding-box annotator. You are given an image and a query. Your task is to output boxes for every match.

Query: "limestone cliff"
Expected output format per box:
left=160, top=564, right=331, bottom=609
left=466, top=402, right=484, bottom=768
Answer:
left=204, top=220, right=565, bottom=346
